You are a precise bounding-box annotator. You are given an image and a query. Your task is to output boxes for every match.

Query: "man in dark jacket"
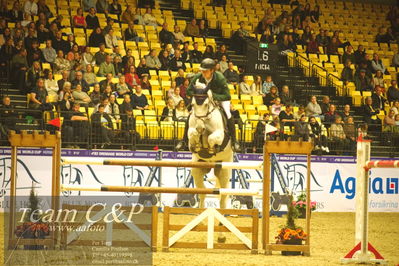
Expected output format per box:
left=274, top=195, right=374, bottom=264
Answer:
left=91, top=104, right=113, bottom=147
left=159, top=22, right=175, bottom=46
left=176, top=58, right=240, bottom=151
left=223, top=62, right=240, bottom=84
left=71, top=71, right=90, bottom=92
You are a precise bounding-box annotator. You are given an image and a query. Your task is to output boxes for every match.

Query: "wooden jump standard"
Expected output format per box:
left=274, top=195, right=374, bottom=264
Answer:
left=61, top=158, right=263, bottom=170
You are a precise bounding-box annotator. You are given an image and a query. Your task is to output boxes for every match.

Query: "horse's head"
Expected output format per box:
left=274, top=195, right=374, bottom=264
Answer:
left=192, top=82, right=213, bottom=118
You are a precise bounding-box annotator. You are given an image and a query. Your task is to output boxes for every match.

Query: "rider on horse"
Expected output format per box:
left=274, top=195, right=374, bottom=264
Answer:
left=175, top=58, right=241, bottom=152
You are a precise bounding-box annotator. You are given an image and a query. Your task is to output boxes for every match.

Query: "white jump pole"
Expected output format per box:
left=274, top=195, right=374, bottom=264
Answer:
left=61, top=158, right=263, bottom=171
left=341, top=134, right=386, bottom=264
left=61, top=184, right=260, bottom=196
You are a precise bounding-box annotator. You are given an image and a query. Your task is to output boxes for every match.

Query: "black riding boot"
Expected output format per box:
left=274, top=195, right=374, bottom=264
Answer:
left=175, top=119, right=189, bottom=151
left=228, top=117, right=241, bottom=152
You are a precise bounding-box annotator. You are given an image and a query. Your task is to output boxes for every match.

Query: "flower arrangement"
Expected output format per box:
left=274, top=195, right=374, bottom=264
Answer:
left=293, top=192, right=317, bottom=212
left=14, top=184, right=49, bottom=250
left=275, top=194, right=307, bottom=245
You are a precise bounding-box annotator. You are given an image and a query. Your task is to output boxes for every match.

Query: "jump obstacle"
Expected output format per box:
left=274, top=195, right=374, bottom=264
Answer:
left=341, top=134, right=398, bottom=264
left=8, top=131, right=314, bottom=255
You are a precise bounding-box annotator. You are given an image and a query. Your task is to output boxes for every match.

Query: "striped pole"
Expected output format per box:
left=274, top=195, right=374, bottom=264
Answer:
left=61, top=158, right=263, bottom=170
left=61, top=185, right=260, bottom=196
left=365, top=160, right=399, bottom=170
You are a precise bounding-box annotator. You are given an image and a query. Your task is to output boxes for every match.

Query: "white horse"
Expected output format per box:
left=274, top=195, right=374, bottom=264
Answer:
left=187, top=89, right=233, bottom=210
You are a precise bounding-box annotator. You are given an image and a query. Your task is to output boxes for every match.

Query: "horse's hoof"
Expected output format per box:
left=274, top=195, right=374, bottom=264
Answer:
left=208, top=148, right=215, bottom=155
left=217, top=236, right=226, bottom=243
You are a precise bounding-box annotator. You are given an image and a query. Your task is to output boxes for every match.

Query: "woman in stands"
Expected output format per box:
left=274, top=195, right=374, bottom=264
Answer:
left=309, top=116, right=328, bottom=153
left=89, top=27, right=105, bottom=47
left=84, top=64, right=97, bottom=86
left=90, top=83, right=102, bottom=106
left=159, top=49, right=171, bottom=70
left=44, top=69, right=59, bottom=103
left=306, top=33, right=319, bottom=54
left=161, top=98, right=176, bottom=122
left=372, top=70, right=385, bottom=91
left=175, top=100, right=189, bottom=121
left=136, top=58, right=150, bottom=78
left=362, top=96, right=381, bottom=132
left=140, top=75, right=152, bottom=94
left=310, top=5, right=320, bottom=23
left=202, top=45, right=215, bottom=60
left=73, top=8, right=87, bottom=29
left=250, top=75, right=262, bottom=96
left=125, top=65, right=140, bottom=87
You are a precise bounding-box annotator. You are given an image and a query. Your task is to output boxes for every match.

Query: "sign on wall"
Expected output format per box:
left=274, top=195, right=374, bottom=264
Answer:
left=0, top=148, right=398, bottom=212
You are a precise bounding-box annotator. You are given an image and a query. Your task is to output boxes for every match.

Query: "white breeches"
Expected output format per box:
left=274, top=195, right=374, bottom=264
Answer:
left=220, top=101, right=231, bottom=119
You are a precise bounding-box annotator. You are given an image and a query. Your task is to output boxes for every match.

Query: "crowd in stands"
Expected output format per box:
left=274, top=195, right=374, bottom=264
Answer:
left=0, top=0, right=399, bottom=152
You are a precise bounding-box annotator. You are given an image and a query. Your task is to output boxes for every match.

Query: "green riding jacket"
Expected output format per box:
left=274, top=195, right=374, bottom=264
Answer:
left=186, top=71, right=231, bottom=102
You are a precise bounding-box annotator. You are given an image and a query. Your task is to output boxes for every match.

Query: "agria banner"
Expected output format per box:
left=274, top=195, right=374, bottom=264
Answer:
left=0, top=148, right=398, bottom=212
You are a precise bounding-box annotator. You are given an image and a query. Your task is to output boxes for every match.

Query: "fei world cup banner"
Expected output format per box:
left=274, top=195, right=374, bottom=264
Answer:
left=0, top=148, right=398, bottom=212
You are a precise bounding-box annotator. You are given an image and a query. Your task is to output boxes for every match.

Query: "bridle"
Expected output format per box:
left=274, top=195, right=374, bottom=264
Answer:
left=192, top=94, right=217, bottom=120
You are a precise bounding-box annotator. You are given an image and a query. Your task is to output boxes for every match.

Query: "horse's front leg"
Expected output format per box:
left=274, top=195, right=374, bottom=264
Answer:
left=188, top=128, right=201, bottom=152
left=207, top=129, right=224, bottom=154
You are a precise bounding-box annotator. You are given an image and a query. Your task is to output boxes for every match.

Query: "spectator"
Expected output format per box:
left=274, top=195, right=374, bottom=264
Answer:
left=145, top=49, right=162, bottom=70
left=301, top=26, right=312, bottom=46
left=161, top=98, right=176, bottom=122
left=230, top=21, right=251, bottom=54
left=181, top=42, right=191, bottom=63
left=202, top=45, right=215, bottom=60
left=133, top=7, right=145, bottom=25
left=294, top=105, right=306, bottom=120
left=253, top=113, right=271, bottom=152
left=354, top=45, right=366, bottom=65
left=98, top=55, right=116, bottom=77
left=139, top=75, right=151, bottom=94
left=73, top=8, right=87, bottom=28
left=99, top=73, right=115, bottom=92
left=169, top=49, right=186, bottom=71
left=326, top=36, right=339, bottom=55
left=383, top=109, right=397, bottom=132
left=83, top=0, right=96, bottom=12
left=52, top=31, right=69, bottom=55
left=179, top=78, right=190, bottom=104
left=91, top=104, right=113, bottom=148
left=250, top=76, right=262, bottom=96
left=341, top=104, right=352, bottom=121
left=190, top=42, right=203, bottom=63
left=119, top=94, right=133, bottom=114
left=24, top=28, right=38, bottom=54
left=371, top=86, right=388, bottom=110
left=42, top=39, right=57, bottom=63
left=96, top=0, right=109, bottom=14
left=172, top=25, right=185, bottom=44
left=44, top=69, right=58, bottom=102
left=393, top=101, right=399, bottom=115
left=67, top=44, right=80, bottom=62
left=199, top=19, right=208, bottom=37
left=73, top=84, right=91, bottom=107
left=294, top=114, right=310, bottom=141
left=159, top=49, right=170, bottom=70
left=239, top=76, right=252, bottom=95
left=116, top=75, right=131, bottom=97
left=124, top=22, right=143, bottom=42
left=215, top=45, right=228, bottom=62
left=372, top=71, right=385, bottom=90
left=113, top=55, right=123, bottom=75
left=305, top=95, right=322, bottom=117
left=342, top=45, right=355, bottom=65
left=362, top=96, right=381, bottom=132
left=0, top=96, right=17, bottom=135
left=109, top=0, right=122, bottom=15
left=62, top=103, right=89, bottom=148
left=26, top=61, right=42, bottom=93
left=175, top=69, right=185, bottom=86
left=125, top=65, right=140, bottom=87
left=184, top=18, right=200, bottom=37
left=324, top=104, right=341, bottom=127
left=108, top=94, right=120, bottom=121
left=143, top=8, right=158, bottom=26
left=263, top=86, right=279, bottom=106
left=387, top=80, right=399, bottom=103
left=27, top=40, right=44, bottom=67
left=279, top=85, right=292, bottom=105
left=223, top=61, right=240, bottom=84
left=24, top=0, right=38, bottom=16
left=310, top=5, right=320, bottom=23
left=260, top=28, right=274, bottom=44
left=102, top=85, right=113, bottom=99
left=8, top=2, right=24, bottom=22
left=176, top=100, right=189, bottom=120
left=88, top=83, right=101, bottom=106
left=54, top=50, right=70, bottom=74
left=121, top=5, right=135, bottom=24
left=136, top=58, right=150, bottom=77
left=86, top=7, right=100, bottom=29
left=0, top=38, right=15, bottom=77
left=219, top=55, right=228, bottom=73
left=57, top=70, right=70, bottom=92
left=170, top=86, right=184, bottom=107
left=105, top=29, right=118, bottom=49
left=29, top=78, right=50, bottom=110
left=71, top=71, right=90, bottom=92
left=159, top=23, right=175, bottom=46
left=341, top=59, right=354, bottom=83
left=132, top=85, right=149, bottom=110
left=83, top=65, right=96, bottom=86
left=371, top=53, right=386, bottom=74
left=354, top=69, right=372, bottom=92
left=11, top=48, right=29, bottom=93
left=271, top=97, right=283, bottom=118
left=375, top=27, right=387, bottom=44
left=316, top=29, right=330, bottom=52
left=279, top=104, right=296, bottom=129
left=319, top=95, right=330, bottom=115
left=262, top=75, right=276, bottom=95
left=89, top=28, right=106, bottom=48
left=330, top=116, right=349, bottom=154
left=309, top=116, right=328, bottom=152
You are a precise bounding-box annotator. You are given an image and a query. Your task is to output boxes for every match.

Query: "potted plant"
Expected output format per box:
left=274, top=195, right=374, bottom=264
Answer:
left=293, top=192, right=317, bottom=218
left=275, top=194, right=307, bottom=256
left=14, top=184, right=49, bottom=250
